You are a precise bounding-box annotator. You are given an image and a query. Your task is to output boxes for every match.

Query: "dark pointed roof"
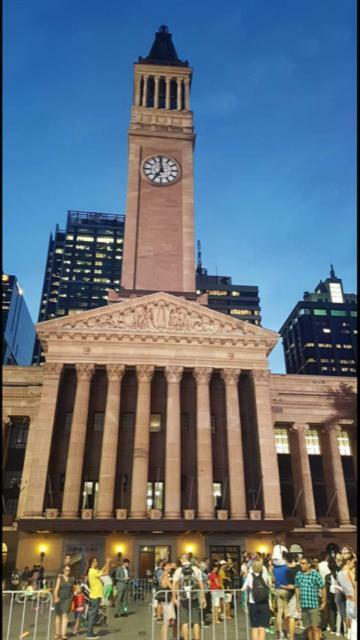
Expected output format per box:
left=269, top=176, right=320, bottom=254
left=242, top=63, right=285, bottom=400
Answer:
left=138, top=25, right=189, bottom=67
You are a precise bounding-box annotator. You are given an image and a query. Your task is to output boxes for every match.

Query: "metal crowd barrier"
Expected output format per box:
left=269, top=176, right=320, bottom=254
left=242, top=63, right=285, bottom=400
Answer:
left=128, top=578, right=154, bottom=604
left=151, top=588, right=251, bottom=640
left=2, top=590, right=53, bottom=640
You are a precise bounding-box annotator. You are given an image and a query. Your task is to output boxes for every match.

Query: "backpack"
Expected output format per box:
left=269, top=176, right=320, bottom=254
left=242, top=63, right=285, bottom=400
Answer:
left=179, top=565, right=198, bottom=601
left=251, top=573, right=269, bottom=604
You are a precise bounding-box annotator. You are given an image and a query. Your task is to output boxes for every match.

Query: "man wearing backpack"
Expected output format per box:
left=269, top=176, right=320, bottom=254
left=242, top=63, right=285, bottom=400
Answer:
left=243, top=559, right=271, bottom=640
left=173, top=554, right=206, bottom=640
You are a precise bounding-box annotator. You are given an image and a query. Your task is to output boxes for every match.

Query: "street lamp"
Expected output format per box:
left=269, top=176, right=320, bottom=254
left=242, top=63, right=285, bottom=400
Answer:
left=116, top=545, right=123, bottom=562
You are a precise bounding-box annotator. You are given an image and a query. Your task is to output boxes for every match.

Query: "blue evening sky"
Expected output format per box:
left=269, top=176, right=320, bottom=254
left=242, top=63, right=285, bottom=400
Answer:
left=3, top=0, right=356, bottom=373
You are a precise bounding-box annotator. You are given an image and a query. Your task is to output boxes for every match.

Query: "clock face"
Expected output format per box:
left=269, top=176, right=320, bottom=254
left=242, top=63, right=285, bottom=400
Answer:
left=142, top=155, right=180, bottom=185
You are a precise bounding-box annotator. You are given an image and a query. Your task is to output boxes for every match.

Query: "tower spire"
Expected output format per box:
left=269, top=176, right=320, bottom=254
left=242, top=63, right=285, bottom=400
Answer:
left=330, top=264, right=336, bottom=278
left=138, top=25, right=189, bottom=67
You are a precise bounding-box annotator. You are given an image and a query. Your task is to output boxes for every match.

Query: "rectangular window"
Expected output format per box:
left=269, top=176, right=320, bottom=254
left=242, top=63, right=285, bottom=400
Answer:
left=350, top=311, right=357, bottom=317
left=314, top=309, right=327, bottom=316
left=93, top=412, right=105, bottom=432
left=64, top=413, right=73, bottom=431
left=121, top=413, right=134, bottom=432
left=213, top=482, right=222, bottom=509
left=208, top=290, right=228, bottom=296
left=97, top=237, right=114, bottom=243
left=150, top=414, right=162, bottom=432
left=329, top=283, right=344, bottom=303
left=231, top=291, right=240, bottom=296
left=9, top=419, right=29, bottom=449
left=181, top=413, right=190, bottom=432
left=330, top=310, right=346, bottom=317
left=82, top=481, right=98, bottom=510
left=147, top=482, right=163, bottom=510
left=77, top=235, right=94, bottom=242
left=305, top=429, right=321, bottom=455
left=304, top=342, right=315, bottom=348
left=274, top=428, right=290, bottom=454
left=337, top=431, right=352, bottom=456
left=230, top=309, right=252, bottom=315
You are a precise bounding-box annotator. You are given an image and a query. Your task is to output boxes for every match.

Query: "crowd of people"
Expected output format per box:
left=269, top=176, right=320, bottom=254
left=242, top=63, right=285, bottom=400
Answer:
left=8, top=540, right=357, bottom=640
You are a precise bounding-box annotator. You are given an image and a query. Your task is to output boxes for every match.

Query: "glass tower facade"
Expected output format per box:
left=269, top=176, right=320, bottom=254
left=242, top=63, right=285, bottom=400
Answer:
left=280, top=268, right=357, bottom=376
left=196, top=270, right=261, bottom=325
left=2, top=274, right=36, bottom=365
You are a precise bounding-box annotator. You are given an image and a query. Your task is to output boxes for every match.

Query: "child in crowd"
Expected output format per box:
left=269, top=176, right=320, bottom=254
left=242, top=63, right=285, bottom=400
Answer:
left=72, top=584, right=86, bottom=636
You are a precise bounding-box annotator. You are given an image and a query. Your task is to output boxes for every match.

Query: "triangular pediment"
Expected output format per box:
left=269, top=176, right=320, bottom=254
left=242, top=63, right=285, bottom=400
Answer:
left=36, top=292, right=278, bottom=351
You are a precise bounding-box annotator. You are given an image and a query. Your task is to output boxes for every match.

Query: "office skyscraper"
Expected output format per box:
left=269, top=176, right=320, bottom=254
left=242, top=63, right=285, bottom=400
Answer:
left=2, top=274, right=36, bottom=365
left=280, top=267, right=357, bottom=376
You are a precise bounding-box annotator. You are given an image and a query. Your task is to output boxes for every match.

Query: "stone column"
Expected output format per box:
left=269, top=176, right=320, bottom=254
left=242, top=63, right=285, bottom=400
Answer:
left=135, top=74, right=142, bottom=106
left=221, top=369, right=247, bottom=519
left=165, top=77, right=171, bottom=109
left=193, top=367, right=214, bottom=519
left=130, top=365, right=155, bottom=518
left=164, top=366, right=183, bottom=518
left=142, top=75, right=149, bottom=107
left=322, top=425, right=351, bottom=526
left=96, top=364, right=125, bottom=518
left=251, top=370, right=282, bottom=519
left=23, top=362, right=63, bottom=517
left=154, top=75, right=159, bottom=109
left=184, top=77, right=190, bottom=110
left=61, top=363, right=95, bottom=518
left=176, top=78, right=182, bottom=110
left=290, top=423, right=319, bottom=526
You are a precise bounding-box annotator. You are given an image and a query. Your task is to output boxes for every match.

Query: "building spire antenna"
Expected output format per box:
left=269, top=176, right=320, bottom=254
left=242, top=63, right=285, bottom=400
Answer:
left=330, top=263, right=336, bottom=278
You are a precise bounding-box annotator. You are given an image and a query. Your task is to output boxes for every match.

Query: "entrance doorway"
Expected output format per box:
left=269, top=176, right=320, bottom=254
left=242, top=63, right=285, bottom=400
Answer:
left=64, top=543, right=105, bottom=579
left=139, top=545, right=171, bottom=578
left=209, top=545, right=241, bottom=574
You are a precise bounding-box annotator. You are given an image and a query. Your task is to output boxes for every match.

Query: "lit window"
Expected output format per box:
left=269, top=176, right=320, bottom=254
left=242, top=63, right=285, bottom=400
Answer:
left=318, top=343, right=332, bottom=348
left=77, top=235, right=94, bottom=242
left=304, top=342, right=315, bottom=348
left=231, top=291, right=240, bottom=296
left=343, top=345, right=353, bottom=349
left=150, top=414, right=162, bottom=432
left=55, top=248, right=64, bottom=254
left=208, top=290, right=228, bottom=296
left=274, top=428, right=290, bottom=454
left=147, top=482, right=163, bottom=510
left=329, top=282, right=344, bottom=303
left=305, top=430, right=321, bottom=455
left=331, top=310, right=346, bottom=317
left=314, top=309, right=327, bottom=316
left=337, top=431, right=351, bottom=455
left=97, top=237, right=114, bottom=243
left=116, top=238, right=123, bottom=243
left=323, top=328, right=331, bottom=333
left=66, top=234, right=74, bottom=240
left=2, top=274, right=9, bottom=281
left=96, top=253, right=106, bottom=258
left=82, top=481, right=98, bottom=510
left=95, top=261, right=103, bottom=266
left=93, top=278, right=111, bottom=283
left=230, top=309, right=252, bottom=315
left=68, top=309, right=83, bottom=315
left=350, top=311, right=357, bottom=317
left=213, top=482, right=222, bottom=508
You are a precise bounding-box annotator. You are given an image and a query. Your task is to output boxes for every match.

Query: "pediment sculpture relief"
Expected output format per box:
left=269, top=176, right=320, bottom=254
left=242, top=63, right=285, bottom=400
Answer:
left=62, top=299, right=254, bottom=336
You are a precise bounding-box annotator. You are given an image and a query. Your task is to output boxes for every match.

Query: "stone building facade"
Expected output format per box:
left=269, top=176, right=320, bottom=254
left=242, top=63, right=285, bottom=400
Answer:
left=2, top=26, right=357, bottom=575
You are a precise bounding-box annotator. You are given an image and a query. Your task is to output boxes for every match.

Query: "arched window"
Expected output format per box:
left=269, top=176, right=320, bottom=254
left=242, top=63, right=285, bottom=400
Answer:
left=159, top=78, right=166, bottom=108
left=147, top=77, right=155, bottom=108
left=170, top=79, right=177, bottom=109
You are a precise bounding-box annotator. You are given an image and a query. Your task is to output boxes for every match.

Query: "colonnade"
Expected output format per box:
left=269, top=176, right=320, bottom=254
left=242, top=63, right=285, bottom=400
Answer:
left=134, top=72, right=190, bottom=110
left=20, top=362, right=353, bottom=526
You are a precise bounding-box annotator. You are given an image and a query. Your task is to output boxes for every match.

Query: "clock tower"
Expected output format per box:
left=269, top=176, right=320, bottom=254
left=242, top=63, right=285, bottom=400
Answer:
left=121, top=26, right=196, bottom=294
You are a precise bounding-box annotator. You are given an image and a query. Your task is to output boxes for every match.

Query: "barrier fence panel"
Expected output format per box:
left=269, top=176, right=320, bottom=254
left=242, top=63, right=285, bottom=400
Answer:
left=151, top=588, right=251, bottom=640
left=2, top=590, right=53, bottom=640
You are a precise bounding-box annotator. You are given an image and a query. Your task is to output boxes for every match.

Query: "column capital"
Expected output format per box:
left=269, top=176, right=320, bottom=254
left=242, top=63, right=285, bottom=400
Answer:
left=136, top=365, right=155, bottom=383
left=106, top=364, right=125, bottom=382
left=321, top=423, right=342, bottom=434
left=291, top=422, right=310, bottom=432
left=250, top=369, right=270, bottom=384
left=221, top=368, right=241, bottom=385
left=193, top=367, right=212, bottom=384
left=165, top=366, right=184, bottom=383
left=43, top=361, right=63, bottom=377
left=75, top=363, right=95, bottom=381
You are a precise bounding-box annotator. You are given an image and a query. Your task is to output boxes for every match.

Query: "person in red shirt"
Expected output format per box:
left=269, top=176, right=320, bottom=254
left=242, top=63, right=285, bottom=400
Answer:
left=208, top=562, right=223, bottom=624
left=72, top=584, right=86, bottom=636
